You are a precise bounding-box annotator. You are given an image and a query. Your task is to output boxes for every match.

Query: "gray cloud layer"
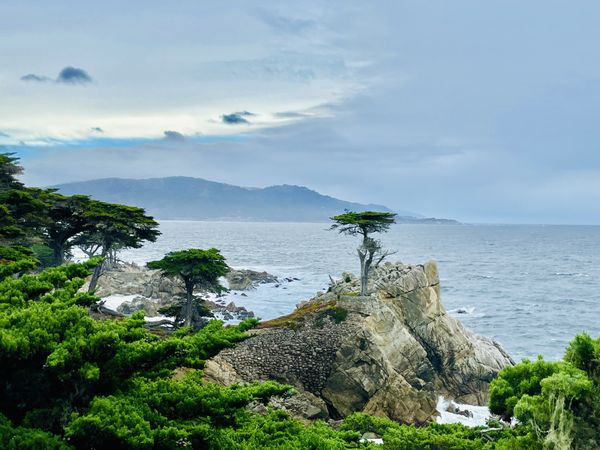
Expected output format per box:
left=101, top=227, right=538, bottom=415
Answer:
left=255, top=8, right=317, bottom=35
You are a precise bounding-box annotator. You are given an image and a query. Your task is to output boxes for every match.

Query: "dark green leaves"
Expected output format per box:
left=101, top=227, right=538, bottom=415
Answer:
left=79, top=201, right=160, bottom=255
left=330, top=210, right=396, bottom=237
left=148, top=249, right=228, bottom=288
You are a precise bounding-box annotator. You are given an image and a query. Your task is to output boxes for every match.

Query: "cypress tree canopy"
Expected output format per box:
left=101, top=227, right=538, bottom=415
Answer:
left=330, top=211, right=397, bottom=237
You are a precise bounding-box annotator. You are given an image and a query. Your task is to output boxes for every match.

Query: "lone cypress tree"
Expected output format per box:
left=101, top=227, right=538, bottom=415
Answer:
left=330, top=210, right=396, bottom=296
left=147, top=248, right=229, bottom=328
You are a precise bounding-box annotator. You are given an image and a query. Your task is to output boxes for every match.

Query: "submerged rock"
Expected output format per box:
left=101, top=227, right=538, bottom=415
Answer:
left=204, top=261, right=513, bottom=425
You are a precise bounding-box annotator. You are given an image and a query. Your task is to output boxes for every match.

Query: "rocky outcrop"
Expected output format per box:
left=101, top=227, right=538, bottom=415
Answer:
left=89, top=263, right=280, bottom=298
left=86, top=262, right=185, bottom=301
left=225, top=269, right=279, bottom=290
left=86, top=263, right=284, bottom=318
left=204, top=261, right=513, bottom=424
left=85, top=262, right=258, bottom=321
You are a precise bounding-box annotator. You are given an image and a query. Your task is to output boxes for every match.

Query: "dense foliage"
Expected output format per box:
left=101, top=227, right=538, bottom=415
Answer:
left=84, top=200, right=161, bottom=291
left=339, top=413, right=540, bottom=450
left=329, top=211, right=397, bottom=237
left=0, top=154, right=49, bottom=278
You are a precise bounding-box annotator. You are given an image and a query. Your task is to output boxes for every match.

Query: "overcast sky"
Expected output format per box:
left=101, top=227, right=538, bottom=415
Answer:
left=2, top=1, right=600, bottom=224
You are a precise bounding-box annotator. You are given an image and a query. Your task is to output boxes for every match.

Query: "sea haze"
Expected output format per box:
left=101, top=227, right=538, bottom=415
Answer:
left=54, top=177, right=456, bottom=223
left=116, top=221, right=600, bottom=362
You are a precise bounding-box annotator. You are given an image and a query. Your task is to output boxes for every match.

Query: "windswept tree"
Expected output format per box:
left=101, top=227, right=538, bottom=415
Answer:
left=42, top=192, right=94, bottom=266
left=330, top=210, right=396, bottom=296
left=147, top=248, right=229, bottom=328
left=83, top=201, right=160, bottom=291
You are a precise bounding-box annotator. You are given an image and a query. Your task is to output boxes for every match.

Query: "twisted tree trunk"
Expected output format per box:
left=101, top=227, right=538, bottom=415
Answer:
left=358, top=234, right=379, bottom=296
left=87, top=251, right=107, bottom=292
left=184, top=279, right=194, bottom=327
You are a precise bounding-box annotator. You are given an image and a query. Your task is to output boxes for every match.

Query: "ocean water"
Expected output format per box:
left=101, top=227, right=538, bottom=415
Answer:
left=117, top=221, right=600, bottom=362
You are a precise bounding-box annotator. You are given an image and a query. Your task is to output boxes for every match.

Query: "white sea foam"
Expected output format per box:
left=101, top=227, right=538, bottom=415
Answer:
left=145, top=315, right=175, bottom=323
left=435, top=396, right=490, bottom=427
left=100, top=294, right=138, bottom=311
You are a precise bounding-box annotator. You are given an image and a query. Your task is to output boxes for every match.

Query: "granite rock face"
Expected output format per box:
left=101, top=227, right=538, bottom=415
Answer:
left=204, top=261, right=513, bottom=424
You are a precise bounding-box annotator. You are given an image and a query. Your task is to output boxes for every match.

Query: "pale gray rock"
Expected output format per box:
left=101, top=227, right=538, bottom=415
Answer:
left=85, top=262, right=185, bottom=301
left=225, top=269, right=278, bottom=290
left=115, top=295, right=175, bottom=316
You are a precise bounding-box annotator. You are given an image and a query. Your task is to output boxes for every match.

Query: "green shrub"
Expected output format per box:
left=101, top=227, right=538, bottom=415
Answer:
left=490, top=333, right=600, bottom=449
left=0, top=414, right=70, bottom=450
left=488, top=356, right=561, bottom=420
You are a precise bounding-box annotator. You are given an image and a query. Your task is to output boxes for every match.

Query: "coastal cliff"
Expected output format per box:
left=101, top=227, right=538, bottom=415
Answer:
left=204, top=261, right=513, bottom=424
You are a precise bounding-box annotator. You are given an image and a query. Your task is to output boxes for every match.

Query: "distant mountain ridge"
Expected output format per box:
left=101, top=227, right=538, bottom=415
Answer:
left=54, top=176, right=455, bottom=223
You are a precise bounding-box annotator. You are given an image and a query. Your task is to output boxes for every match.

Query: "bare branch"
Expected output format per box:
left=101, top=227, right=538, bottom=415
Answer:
left=374, top=249, right=397, bottom=267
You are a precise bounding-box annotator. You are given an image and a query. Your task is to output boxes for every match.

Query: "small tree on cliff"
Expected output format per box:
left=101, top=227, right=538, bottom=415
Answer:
left=330, top=210, right=396, bottom=296
left=147, top=248, right=229, bottom=328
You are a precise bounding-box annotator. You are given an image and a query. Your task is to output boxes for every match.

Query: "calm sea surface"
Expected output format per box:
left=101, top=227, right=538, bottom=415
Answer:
left=118, top=222, right=600, bottom=362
